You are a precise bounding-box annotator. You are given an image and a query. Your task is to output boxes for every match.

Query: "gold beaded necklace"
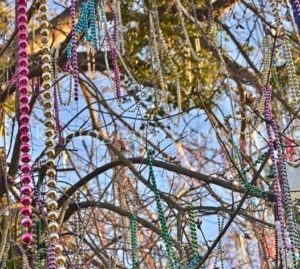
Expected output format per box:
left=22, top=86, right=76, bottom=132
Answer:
left=38, top=1, right=66, bottom=268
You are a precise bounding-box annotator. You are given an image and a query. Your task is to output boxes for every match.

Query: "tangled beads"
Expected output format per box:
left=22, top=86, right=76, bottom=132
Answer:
left=18, top=0, right=34, bottom=245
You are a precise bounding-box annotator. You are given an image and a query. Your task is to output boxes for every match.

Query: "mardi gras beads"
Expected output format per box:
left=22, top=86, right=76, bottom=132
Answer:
left=147, top=150, right=180, bottom=269
left=52, top=48, right=63, bottom=147
left=17, top=0, right=34, bottom=246
left=269, top=0, right=300, bottom=105
left=232, top=144, right=269, bottom=198
left=38, top=1, right=65, bottom=268
left=130, top=215, right=138, bottom=269
left=289, top=0, right=300, bottom=32
left=187, top=204, right=207, bottom=269
left=108, top=257, right=116, bottom=269
left=70, top=0, right=79, bottom=101
left=263, top=85, right=298, bottom=268
left=0, top=242, right=10, bottom=269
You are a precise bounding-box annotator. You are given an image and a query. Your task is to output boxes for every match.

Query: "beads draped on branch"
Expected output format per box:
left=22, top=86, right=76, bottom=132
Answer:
left=263, top=84, right=299, bottom=269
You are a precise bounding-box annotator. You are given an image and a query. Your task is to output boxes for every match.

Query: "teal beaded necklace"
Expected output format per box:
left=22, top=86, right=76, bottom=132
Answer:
left=130, top=215, right=138, bottom=269
left=147, top=150, right=180, bottom=269
left=67, top=0, right=98, bottom=59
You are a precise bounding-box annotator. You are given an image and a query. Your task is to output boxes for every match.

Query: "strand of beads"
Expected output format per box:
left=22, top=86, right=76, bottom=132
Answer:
left=19, top=244, right=30, bottom=269
left=38, top=1, right=65, bottom=268
left=52, top=48, right=63, bottom=147
left=70, top=0, right=79, bottom=101
left=106, top=1, right=122, bottom=101
left=36, top=218, right=43, bottom=269
left=149, top=12, right=165, bottom=92
left=187, top=205, right=206, bottom=269
left=18, top=0, right=34, bottom=246
left=87, top=0, right=98, bottom=49
left=108, top=257, right=116, bottom=269
left=275, top=221, right=290, bottom=268
left=116, top=0, right=125, bottom=55
left=147, top=150, right=179, bottom=269
left=174, top=0, right=201, bottom=62
left=223, top=34, right=272, bottom=136
left=188, top=204, right=198, bottom=257
left=263, top=85, right=298, bottom=268
left=269, top=0, right=300, bottom=105
left=216, top=212, right=225, bottom=269
left=175, top=241, right=187, bottom=267
left=0, top=242, right=10, bottom=269
left=130, top=215, right=138, bottom=269
left=31, top=214, right=38, bottom=266
left=186, top=255, right=202, bottom=269
left=289, top=0, right=300, bottom=32
left=232, top=145, right=269, bottom=198
left=99, top=0, right=143, bottom=113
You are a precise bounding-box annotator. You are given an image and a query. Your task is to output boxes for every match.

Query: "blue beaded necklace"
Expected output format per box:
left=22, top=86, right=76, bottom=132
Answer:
left=67, top=0, right=98, bottom=59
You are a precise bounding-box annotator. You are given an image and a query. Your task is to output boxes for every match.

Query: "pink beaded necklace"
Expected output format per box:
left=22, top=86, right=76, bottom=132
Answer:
left=18, top=0, right=34, bottom=245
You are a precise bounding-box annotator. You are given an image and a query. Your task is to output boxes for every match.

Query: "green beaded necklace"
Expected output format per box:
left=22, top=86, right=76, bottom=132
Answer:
left=187, top=204, right=206, bottom=269
left=130, top=215, right=138, bottom=269
left=35, top=219, right=43, bottom=269
left=232, top=144, right=268, bottom=198
left=187, top=204, right=198, bottom=257
left=147, top=150, right=180, bottom=269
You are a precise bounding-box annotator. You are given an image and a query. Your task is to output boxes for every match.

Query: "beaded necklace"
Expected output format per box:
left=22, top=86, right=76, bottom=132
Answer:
left=224, top=35, right=272, bottom=136
left=19, top=244, right=30, bottom=269
left=17, top=0, right=34, bottom=246
left=290, top=0, right=300, bottom=32
left=149, top=12, right=165, bottom=93
left=269, top=0, right=300, bottom=106
left=147, top=150, right=179, bottom=269
left=99, top=0, right=143, bottom=113
left=263, top=85, right=299, bottom=268
left=108, top=256, right=116, bottom=269
left=187, top=204, right=206, bottom=269
left=232, top=144, right=269, bottom=198
left=52, top=48, right=63, bottom=147
left=38, top=1, right=65, bottom=268
left=150, top=5, right=182, bottom=115
left=0, top=242, right=10, bottom=269
left=130, top=215, right=138, bottom=269
left=70, top=0, right=79, bottom=101
left=212, top=212, right=225, bottom=269
left=67, top=0, right=99, bottom=99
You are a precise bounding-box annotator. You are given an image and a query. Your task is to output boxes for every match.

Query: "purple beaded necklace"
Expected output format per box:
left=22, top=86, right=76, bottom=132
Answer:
left=18, top=0, right=33, bottom=245
left=263, top=85, right=298, bottom=265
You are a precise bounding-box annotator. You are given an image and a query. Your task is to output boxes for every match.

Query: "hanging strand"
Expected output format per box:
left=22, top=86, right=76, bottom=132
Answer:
left=147, top=150, right=179, bottom=269
left=17, top=0, right=34, bottom=245
left=39, top=1, right=66, bottom=268
left=263, top=85, right=298, bottom=268
left=0, top=242, right=10, bottom=269
left=70, top=0, right=80, bottom=101
left=52, top=48, right=63, bottom=147
left=130, top=215, right=138, bottom=269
